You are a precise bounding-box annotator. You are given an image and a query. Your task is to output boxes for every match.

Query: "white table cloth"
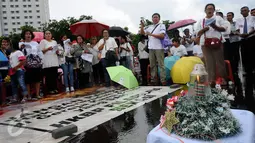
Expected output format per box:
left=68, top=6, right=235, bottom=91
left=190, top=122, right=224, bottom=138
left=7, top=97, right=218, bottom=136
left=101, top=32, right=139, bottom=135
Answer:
left=147, top=109, right=255, bottom=143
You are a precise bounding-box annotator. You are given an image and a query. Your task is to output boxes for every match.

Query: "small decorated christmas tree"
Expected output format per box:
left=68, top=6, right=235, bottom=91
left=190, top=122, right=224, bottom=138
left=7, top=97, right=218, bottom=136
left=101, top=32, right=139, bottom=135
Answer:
left=161, top=64, right=241, bottom=141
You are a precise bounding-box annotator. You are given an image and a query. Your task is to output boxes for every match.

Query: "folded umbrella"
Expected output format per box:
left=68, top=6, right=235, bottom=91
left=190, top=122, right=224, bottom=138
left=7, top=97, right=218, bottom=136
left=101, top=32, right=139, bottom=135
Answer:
left=164, top=56, right=180, bottom=70
left=0, top=51, right=8, bottom=67
left=106, top=66, right=138, bottom=89
left=171, top=57, right=203, bottom=84
left=158, top=56, right=180, bottom=80
left=109, top=26, right=130, bottom=37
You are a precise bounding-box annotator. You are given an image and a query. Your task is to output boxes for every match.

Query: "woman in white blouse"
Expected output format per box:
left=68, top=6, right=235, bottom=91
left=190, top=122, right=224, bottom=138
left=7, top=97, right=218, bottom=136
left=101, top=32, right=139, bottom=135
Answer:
left=40, top=31, right=59, bottom=94
left=196, top=3, right=227, bottom=85
left=19, top=29, right=43, bottom=99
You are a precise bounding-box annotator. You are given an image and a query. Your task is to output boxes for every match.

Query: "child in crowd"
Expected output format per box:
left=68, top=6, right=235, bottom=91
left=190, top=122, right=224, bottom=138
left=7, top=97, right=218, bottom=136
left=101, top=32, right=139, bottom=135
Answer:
left=168, top=38, right=187, bottom=58
left=193, top=42, right=203, bottom=58
left=9, top=42, right=28, bottom=103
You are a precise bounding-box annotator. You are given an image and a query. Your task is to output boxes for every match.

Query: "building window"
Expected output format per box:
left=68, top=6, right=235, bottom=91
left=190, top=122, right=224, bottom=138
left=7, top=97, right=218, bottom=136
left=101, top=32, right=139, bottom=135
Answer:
left=37, top=16, right=40, bottom=18
left=12, top=22, right=15, bottom=25
left=29, top=16, right=32, bottom=18
left=38, top=27, right=41, bottom=30
left=24, top=10, right=27, bottom=13
left=29, top=10, right=32, bottom=13
left=30, top=22, right=33, bottom=24
left=11, top=11, right=15, bottom=13
left=3, top=11, right=7, bottom=14
left=23, top=5, right=26, bottom=8
left=37, top=21, right=41, bottom=24
left=28, top=5, right=31, bottom=7
left=2, top=5, right=6, bottom=8
left=3, top=17, right=7, bottom=19
left=15, top=5, right=18, bottom=7
left=4, top=29, right=8, bottom=31
left=4, top=23, right=7, bottom=25
left=36, top=10, right=40, bottom=13
left=2, top=0, right=6, bottom=2
left=28, top=0, right=30, bottom=1
left=10, top=0, right=13, bottom=1
left=11, top=17, right=15, bottom=19
left=36, top=0, right=38, bottom=1
left=24, top=16, right=28, bottom=19
left=36, top=5, right=39, bottom=7
left=23, top=0, right=25, bottom=1
left=13, top=28, right=16, bottom=32
left=17, top=22, right=20, bottom=25
left=25, top=22, right=28, bottom=25
left=16, top=11, right=19, bottom=13
left=15, top=0, right=18, bottom=1
left=16, top=16, right=20, bottom=19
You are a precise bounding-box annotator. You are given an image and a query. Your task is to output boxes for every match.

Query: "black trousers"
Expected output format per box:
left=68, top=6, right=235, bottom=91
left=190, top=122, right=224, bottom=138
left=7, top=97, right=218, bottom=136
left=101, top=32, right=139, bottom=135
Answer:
left=241, top=36, right=255, bottom=113
left=78, top=70, right=90, bottom=89
left=223, top=39, right=243, bottom=100
left=139, top=59, right=149, bottom=85
left=92, top=62, right=104, bottom=84
left=43, top=67, right=58, bottom=92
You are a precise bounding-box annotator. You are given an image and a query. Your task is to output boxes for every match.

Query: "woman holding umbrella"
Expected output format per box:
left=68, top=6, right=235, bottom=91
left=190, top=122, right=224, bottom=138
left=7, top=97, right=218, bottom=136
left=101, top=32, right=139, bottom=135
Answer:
left=94, top=29, right=119, bottom=87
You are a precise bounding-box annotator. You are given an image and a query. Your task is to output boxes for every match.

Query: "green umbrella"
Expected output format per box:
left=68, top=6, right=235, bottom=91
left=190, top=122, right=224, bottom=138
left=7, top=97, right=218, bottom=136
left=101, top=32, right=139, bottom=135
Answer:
left=106, top=66, right=139, bottom=89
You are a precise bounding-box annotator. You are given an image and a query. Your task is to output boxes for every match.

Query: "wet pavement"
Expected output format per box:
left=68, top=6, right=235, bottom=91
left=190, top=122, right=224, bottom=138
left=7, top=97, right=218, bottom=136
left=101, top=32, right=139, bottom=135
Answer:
left=60, top=90, right=178, bottom=143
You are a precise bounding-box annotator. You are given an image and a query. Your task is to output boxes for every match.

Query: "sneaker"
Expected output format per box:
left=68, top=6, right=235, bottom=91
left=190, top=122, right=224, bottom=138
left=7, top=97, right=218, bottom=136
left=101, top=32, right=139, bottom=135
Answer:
left=54, top=90, right=59, bottom=94
left=161, top=82, right=167, bottom=86
left=27, top=96, right=32, bottom=101
left=66, top=87, right=70, bottom=93
left=21, top=97, right=28, bottom=103
left=8, top=99, right=18, bottom=104
left=70, top=87, right=75, bottom=92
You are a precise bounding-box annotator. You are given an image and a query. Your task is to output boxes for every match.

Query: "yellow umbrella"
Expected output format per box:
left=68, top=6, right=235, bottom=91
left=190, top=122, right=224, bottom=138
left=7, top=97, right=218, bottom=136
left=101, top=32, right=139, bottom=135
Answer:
left=171, top=57, right=204, bottom=84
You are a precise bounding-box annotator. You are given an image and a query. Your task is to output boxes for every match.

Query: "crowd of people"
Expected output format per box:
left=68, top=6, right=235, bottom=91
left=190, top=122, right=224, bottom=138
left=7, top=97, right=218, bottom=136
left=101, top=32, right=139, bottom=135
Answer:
left=138, top=4, right=255, bottom=113
left=0, top=29, right=136, bottom=104
left=0, top=3, right=255, bottom=113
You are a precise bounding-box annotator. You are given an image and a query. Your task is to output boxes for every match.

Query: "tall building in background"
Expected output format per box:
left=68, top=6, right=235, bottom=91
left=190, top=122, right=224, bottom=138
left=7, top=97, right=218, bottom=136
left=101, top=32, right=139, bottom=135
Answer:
left=0, top=0, right=50, bottom=36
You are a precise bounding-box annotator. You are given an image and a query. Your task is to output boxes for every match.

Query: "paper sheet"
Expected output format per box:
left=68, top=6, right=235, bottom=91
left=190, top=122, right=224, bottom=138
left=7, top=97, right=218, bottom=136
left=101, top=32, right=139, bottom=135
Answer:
left=81, top=53, right=93, bottom=63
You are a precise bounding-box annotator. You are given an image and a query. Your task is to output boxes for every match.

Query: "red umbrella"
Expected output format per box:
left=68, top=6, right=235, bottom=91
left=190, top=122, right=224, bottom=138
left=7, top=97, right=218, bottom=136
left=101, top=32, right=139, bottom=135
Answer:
left=167, top=19, right=196, bottom=31
left=32, top=32, right=44, bottom=42
left=70, top=19, right=109, bottom=38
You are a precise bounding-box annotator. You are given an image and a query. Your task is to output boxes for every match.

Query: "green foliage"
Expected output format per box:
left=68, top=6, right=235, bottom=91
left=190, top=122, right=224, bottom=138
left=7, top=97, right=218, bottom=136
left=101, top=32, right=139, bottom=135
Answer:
left=173, top=89, right=241, bottom=140
left=129, top=34, right=140, bottom=55
left=42, top=15, right=92, bottom=43
left=20, top=25, right=37, bottom=32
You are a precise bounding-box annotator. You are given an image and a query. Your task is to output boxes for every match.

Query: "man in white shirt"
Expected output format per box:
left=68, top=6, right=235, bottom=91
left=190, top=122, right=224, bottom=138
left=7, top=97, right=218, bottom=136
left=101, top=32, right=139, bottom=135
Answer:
left=181, top=29, right=194, bottom=56
left=140, top=13, right=166, bottom=85
left=251, top=8, right=255, bottom=16
left=223, top=12, right=243, bottom=100
left=94, top=29, right=118, bottom=87
left=236, top=6, right=255, bottom=113
left=169, top=38, right=187, bottom=57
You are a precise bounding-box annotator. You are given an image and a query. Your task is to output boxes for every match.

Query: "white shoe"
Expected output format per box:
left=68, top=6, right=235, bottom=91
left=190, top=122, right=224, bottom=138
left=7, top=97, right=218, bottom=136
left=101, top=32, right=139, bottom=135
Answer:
left=70, top=87, right=75, bottom=92
left=21, top=97, right=28, bottom=103
left=66, top=87, right=70, bottom=93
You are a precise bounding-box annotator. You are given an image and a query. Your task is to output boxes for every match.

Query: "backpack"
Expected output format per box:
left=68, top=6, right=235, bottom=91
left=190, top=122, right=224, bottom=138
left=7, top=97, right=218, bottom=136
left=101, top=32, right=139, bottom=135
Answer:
left=26, top=54, right=42, bottom=68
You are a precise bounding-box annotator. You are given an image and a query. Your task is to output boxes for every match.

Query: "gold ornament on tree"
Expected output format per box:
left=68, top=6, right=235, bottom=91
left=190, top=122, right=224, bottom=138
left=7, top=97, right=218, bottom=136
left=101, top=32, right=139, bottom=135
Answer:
left=161, top=110, right=179, bottom=132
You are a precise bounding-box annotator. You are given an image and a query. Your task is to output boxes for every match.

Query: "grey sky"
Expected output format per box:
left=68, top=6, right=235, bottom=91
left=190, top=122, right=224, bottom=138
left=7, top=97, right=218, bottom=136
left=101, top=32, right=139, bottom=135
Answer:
left=49, top=0, right=255, bottom=33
